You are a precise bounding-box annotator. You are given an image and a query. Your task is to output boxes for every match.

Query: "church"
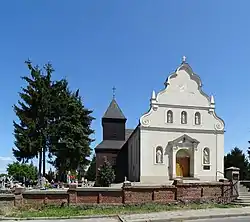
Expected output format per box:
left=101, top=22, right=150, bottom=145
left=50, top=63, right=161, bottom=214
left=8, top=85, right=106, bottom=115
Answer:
left=95, top=58, right=225, bottom=184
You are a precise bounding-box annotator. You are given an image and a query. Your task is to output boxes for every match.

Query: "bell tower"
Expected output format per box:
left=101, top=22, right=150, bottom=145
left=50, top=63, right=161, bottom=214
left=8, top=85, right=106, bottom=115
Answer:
left=102, top=88, right=126, bottom=141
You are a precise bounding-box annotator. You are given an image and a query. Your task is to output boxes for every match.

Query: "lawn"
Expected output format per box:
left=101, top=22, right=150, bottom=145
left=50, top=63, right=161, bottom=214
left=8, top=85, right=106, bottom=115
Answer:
left=7, top=203, right=240, bottom=218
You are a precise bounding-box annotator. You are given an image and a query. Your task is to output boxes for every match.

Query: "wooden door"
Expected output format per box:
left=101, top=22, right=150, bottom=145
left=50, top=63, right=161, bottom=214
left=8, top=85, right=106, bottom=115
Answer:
left=176, top=157, right=189, bottom=177
left=176, top=162, right=183, bottom=177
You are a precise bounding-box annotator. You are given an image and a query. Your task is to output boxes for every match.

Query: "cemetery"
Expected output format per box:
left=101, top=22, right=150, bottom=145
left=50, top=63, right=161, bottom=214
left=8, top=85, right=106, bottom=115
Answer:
left=0, top=168, right=239, bottom=211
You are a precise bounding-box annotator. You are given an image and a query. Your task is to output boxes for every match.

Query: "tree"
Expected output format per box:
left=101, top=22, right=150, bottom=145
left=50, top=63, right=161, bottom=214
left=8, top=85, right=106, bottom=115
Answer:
left=85, top=155, right=96, bottom=181
left=13, top=60, right=95, bottom=182
left=13, top=61, right=53, bottom=178
left=48, top=83, right=94, bottom=177
left=97, top=161, right=115, bottom=187
left=7, top=162, right=38, bottom=182
left=224, top=147, right=250, bottom=180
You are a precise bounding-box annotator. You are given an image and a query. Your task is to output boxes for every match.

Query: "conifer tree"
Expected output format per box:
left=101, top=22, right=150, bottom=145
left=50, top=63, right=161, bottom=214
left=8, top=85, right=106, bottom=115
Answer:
left=13, top=61, right=52, bottom=178
left=224, top=147, right=250, bottom=180
left=13, top=60, right=95, bottom=182
left=48, top=84, right=94, bottom=176
left=97, top=160, right=115, bottom=187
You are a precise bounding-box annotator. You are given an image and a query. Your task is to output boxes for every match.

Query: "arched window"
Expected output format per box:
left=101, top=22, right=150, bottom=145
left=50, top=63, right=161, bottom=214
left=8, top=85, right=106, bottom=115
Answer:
left=166, top=110, right=173, bottom=123
left=181, top=111, right=187, bottom=124
left=203, top=147, right=210, bottom=165
left=156, top=146, right=163, bottom=164
left=195, top=112, right=201, bottom=125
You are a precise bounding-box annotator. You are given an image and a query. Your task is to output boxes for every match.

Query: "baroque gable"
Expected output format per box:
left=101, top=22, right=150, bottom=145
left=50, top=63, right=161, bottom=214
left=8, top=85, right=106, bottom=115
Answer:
left=158, top=61, right=210, bottom=107
left=140, top=58, right=225, bottom=132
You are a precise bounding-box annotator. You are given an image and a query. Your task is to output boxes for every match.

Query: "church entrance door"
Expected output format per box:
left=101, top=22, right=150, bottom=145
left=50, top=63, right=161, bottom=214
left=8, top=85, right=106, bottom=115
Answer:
left=176, top=150, right=190, bottom=177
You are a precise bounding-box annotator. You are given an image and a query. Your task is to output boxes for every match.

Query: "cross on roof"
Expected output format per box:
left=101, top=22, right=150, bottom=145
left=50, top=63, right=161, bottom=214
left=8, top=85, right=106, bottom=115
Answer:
left=182, top=56, right=187, bottom=63
left=112, top=86, right=116, bottom=99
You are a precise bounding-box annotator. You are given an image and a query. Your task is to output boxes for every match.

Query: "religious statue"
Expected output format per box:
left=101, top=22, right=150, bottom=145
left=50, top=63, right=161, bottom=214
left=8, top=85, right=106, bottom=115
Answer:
left=195, top=113, right=200, bottom=125
left=156, top=148, right=163, bottom=164
left=67, top=171, right=71, bottom=184
left=167, top=111, right=173, bottom=123
left=203, top=148, right=210, bottom=164
left=181, top=112, right=187, bottom=124
left=2, top=176, right=6, bottom=189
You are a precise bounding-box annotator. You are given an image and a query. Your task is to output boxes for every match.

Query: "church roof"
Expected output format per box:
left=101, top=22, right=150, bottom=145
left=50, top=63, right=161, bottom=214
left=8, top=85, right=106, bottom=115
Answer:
left=95, top=140, right=125, bottom=150
left=95, top=129, right=134, bottom=150
left=102, top=99, right=126, bottom=119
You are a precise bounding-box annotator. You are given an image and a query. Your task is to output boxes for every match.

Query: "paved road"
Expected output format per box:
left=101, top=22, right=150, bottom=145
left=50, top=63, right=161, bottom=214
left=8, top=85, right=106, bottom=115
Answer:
left=5, top=219, right=119, bottom=222
left=5, top=216, right=250, bottom=222
left=185, top=216, right=250, bottom=222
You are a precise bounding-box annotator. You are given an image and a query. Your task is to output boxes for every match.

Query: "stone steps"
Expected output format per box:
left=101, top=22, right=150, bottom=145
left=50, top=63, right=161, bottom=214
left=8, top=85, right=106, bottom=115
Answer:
left=235, top=183, right=250, bottom=204
left=239, top=192, right=250, bottom=196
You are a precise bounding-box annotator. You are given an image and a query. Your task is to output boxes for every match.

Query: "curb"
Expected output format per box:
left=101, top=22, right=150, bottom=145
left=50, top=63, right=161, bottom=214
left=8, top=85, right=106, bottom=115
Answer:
left=2, top=212, right=250, bottom=221
left=118, top=213, right=250, bottom=222
left=0, top=214, right=119, bottom=221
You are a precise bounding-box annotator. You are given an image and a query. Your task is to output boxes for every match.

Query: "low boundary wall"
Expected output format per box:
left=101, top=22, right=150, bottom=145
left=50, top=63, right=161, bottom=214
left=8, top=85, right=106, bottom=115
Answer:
left=0, top=180, right=236, bottom=208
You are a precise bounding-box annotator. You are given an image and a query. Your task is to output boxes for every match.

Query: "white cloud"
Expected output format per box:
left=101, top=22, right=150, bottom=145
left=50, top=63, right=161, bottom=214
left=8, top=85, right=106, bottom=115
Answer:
left=0, top=156, right=13, bottom=162
left=0, top=157, right=13, bottom=174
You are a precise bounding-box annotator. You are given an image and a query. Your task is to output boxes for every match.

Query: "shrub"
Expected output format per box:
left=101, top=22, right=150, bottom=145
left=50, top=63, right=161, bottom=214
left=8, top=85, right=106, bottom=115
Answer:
left=96, top=161, right=115, bottom=187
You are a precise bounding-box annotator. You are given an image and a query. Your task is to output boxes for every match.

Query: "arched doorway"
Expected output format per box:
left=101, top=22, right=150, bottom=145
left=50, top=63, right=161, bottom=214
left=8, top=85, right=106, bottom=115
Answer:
left=176, top=149, right=190, bottom=177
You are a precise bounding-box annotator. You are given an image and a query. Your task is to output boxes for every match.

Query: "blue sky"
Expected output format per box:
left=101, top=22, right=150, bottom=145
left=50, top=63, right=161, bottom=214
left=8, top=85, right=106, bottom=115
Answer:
left=0, top=1, right=249, bottom=173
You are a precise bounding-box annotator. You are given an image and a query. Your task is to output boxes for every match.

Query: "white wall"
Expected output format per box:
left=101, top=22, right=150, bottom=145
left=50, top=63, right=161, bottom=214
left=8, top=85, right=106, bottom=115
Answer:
left=139, top=62, right=225, bottom=183
left=140, top=130, right=224, bottom=183
left=142, top=106, right=223, bottom=131
left=128, top=127, right=140, bottom=182
left=157, top=69, right=209, bottom=107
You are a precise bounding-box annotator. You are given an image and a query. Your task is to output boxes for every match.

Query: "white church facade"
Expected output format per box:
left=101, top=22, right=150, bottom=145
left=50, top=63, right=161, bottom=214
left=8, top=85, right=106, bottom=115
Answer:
left=127, top=58, right=225, bottom=183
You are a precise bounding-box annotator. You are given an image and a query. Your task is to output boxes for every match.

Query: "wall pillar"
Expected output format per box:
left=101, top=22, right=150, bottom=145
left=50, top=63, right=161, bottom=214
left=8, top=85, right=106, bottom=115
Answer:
left=172, top=148, right=176, bottom=179
left=68, top=183, right=77, bottom=205
left=193, top=148, right=198, bottom=178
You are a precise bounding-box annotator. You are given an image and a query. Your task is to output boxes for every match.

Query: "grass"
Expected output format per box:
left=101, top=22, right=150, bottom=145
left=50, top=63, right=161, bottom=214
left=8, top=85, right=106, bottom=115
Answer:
left=7, top=203, right=240, bottom=218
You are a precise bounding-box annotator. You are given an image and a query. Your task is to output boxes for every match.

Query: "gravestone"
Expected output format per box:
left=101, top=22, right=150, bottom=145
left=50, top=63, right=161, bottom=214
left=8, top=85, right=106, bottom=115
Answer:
left=41, top=176, right=46, bottom=190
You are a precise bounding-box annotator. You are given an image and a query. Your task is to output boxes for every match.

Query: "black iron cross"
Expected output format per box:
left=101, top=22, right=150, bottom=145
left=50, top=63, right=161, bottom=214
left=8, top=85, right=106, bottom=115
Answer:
left=112, top=86, right=116, bottom=99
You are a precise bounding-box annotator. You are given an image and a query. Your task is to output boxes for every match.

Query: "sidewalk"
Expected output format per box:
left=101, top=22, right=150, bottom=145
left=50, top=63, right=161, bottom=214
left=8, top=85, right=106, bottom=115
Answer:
left=119, top=206, right=250, bottom=222
left=2, top=207, right=250, bottom=222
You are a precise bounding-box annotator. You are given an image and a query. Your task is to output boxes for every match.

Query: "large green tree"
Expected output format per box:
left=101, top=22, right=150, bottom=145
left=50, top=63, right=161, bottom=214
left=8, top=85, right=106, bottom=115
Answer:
left=7, top=162, right=38, bottom=181
left=13, top=61, right=53, bottom=178
left=224, top=147, right=250, bottom=180
left=13, top=60, right=95, bottom=182
left=48, top=82, right=94, bottom=176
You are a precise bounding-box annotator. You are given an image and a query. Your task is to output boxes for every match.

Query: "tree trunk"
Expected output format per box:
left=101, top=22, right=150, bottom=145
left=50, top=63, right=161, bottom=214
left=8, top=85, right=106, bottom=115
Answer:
left=38, top=150, right=42, bottom=186
left=43, top=147, right=46, bottom=177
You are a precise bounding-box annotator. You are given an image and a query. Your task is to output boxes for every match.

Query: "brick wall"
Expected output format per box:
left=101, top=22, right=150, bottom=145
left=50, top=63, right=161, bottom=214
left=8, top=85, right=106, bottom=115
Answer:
left=0, top=194, right=15, bottom=214
left=0, top=180, right=236, bottom=208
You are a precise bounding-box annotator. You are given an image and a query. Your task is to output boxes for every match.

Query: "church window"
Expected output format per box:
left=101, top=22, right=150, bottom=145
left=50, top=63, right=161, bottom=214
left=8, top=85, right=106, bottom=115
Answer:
left=155, top=146, right=163, bottom=164
left=181, top=111, right=187, bottom=124
left=195, top=112, right=201, bottom=125
left=112, top=157, right=117, bottom=165
left=203, top=147, right=210, bottom=170
left=166, top=110, right=173, bottom=123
